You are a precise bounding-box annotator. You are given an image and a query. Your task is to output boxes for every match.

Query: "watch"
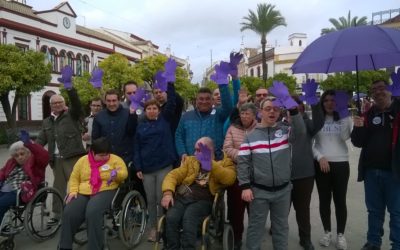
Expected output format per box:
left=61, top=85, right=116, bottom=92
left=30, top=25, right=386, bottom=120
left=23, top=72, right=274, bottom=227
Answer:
left=63, top=17, right=71, bottom=29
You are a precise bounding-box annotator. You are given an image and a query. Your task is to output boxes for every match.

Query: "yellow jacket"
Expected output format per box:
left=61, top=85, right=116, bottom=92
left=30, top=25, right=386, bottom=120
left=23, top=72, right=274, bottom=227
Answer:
left=68, top=154, right=128, bottom=195
left=162, top=154, right=236, bottom=196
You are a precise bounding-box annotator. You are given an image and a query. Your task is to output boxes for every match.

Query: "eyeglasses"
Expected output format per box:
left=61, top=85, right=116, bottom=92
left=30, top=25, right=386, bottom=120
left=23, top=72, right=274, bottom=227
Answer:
left=126, top=91, right=136, bottom=95
left=262, top=107, right=281, bottom=112
left=256, top=93, right=268, bottom=97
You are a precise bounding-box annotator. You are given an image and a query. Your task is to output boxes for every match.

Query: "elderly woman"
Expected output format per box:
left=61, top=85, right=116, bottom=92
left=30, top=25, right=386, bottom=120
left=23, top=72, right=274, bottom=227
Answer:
left=223, top=103, right=258, bottom=249
left=58, top=137, right=128, bottom=250
left=0, top=131, right=49, bottom=224
left=161, top=137, right=236, bottom=250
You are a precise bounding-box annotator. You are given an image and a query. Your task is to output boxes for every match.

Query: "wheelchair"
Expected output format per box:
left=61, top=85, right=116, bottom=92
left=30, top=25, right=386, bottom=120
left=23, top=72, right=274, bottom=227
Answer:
left=154, top=190, right=234, bottom=250
left=0, top=183, right=63, bottom=250
left=72, top=168, right=148, bottom=249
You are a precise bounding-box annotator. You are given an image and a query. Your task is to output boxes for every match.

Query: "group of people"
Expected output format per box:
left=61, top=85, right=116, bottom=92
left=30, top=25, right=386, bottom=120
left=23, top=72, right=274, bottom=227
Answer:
left=0, top=54, right=398, bottom=250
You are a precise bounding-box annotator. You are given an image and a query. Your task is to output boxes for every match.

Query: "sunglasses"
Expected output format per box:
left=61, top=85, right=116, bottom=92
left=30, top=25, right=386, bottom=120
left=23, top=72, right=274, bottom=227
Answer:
left=256, top=93, right=268, bottom=97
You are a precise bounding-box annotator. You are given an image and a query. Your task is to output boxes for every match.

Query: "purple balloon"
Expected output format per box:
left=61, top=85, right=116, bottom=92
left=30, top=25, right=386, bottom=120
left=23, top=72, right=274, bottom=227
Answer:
left=90, top=67, right=103, bottom=89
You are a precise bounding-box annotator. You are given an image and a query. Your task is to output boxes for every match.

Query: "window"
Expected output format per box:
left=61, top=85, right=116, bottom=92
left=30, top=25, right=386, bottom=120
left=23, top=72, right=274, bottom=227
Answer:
left=59, top=50, right=67, bottom=70
left=15, top=43, right=29, bottom=52
left=299, top=40, right=302, bottom=46
left=50, top=48, right=58, bottom=72
left=257, top=66, right=261, bottom=78
left=67, top=52, right=74, bottom=72
left=40, top=46, right=51, bottom=64
left=76, top=54, right=82, bottom=76
left=83, top=55, right=90, bottom=73
left=18, top=96, right=29, bottom=121
left=250, top=68, right=254, bottom=77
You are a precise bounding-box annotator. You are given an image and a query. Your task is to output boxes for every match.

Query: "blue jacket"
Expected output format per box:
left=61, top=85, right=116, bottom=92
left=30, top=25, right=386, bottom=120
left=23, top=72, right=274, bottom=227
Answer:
left=92, top=105, right=137, bottom=164
left=134, top=83, right=177, bottom=173
left=175, top=84, right=233, bottom=158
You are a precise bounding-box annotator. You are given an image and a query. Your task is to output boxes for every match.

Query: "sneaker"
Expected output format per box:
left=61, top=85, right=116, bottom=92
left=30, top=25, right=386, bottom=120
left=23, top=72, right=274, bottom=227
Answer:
left=147, top=228, right=157, bottom=242
left=336, top=234, right=347, bottom=250
left=361, top=242, right=381, bottom=250
left=300, top=240, right=315, bottom=250
left=46, top=218, right=59, bottom=227
left=319, top=231, right=332, bottom=247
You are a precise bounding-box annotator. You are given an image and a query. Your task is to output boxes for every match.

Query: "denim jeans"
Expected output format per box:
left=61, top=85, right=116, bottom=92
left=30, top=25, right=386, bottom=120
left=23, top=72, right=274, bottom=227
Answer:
left=0, top=191, right=17, bottom=223
left=364, top=169, right=400, bottom=249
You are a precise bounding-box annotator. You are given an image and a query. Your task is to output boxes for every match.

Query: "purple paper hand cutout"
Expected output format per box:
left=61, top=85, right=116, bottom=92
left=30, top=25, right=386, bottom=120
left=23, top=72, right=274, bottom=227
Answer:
left=299, top=79, right=319, bottom=105
left=334, top=90, right=350, bottom=119
left=269, top=81, right=297, bottom=109
left=210, top=64, right=229, bottom=85
left=389, top=68, right=400, bottom=97
left=154, top=70, right=168, bottom=92
left=229, top=52, right=243, bottom=78
left=90, top=67, right=103, bottom=89
left=162, top=58, right=177, bottom=83
left=20, top=130, right=30, bottom=144
left=195, top=143, right=212, bottom=172
left=57, top=66, right=73, bottom=89
left=107, top=169, right=117, bottom=186
left=129, top=87, right=146, bottom=110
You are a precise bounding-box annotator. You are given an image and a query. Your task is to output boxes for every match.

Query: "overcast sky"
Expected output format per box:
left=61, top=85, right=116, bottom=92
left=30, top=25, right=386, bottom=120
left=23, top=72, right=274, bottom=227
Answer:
left=29, top=0, right=399, bottom=83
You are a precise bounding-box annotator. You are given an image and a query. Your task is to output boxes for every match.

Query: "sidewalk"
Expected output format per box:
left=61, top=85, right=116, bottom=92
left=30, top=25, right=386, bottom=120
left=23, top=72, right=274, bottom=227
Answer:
left=0, top=144, right=391, bottom=249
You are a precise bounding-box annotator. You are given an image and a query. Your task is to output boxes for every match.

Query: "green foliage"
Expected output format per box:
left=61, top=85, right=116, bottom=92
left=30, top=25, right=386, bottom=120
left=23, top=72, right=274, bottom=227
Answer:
left=0, top=44, right=51, bottom=128
left=321, top=10, right=368, bottom=35
left=266, top=73, right=297, bottom=94
left=203, top=80, right=218, bottom=91
left=99, top=53, right=142, bottom=92
left=132, top=54, right=166, bottom=88
left=320, top=70, right=390, bottom=93
left=239, top=76, right=264, bottom=95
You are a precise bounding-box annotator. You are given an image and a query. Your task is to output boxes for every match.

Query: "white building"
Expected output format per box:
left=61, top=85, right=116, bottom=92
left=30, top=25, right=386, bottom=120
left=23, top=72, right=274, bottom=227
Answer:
left=0, top=0, right=188, bottom=124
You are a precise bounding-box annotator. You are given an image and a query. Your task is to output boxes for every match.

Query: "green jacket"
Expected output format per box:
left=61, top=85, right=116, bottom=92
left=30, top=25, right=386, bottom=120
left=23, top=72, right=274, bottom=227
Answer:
left=36, top=88, right=86, bottom=166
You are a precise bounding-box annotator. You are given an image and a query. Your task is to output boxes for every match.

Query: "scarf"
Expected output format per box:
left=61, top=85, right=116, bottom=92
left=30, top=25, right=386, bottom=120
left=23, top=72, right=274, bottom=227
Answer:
left=88, top=151, right=109, bottom=195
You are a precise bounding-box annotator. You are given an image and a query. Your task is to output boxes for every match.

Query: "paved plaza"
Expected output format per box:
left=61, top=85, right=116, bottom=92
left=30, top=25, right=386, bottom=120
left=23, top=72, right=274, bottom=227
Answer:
left=0, top=143, right=391, bottom=250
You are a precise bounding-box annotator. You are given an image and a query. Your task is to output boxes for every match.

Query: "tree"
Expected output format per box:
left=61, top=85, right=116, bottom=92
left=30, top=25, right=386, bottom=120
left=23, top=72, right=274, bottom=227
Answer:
left=321, top=10, right=368, bottom=35
left=266, top=73, right=297, bottom=94
left=320, top=70, right=389, bottom=94
left=239, top=76, right=264, bottom=96
left=0, top=44, right=51, bottom=131
left=241, top=3, right=286, bottom=85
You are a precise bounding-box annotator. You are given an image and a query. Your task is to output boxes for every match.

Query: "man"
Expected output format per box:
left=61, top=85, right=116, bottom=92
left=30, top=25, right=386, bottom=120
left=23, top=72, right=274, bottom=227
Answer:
left=175, top=86, right=232, bottom=162
left=121, top=81, right=138, bottom=109
left=212, top=88, right=221, bottom=107
left=351, top=79, right=400, bottom=250
left=82, top=97, right=103, bottom=148
left=92, top=90, right=137, bottom=164
left=254, top=88, right=269, bottom=108
left=36, top=89, right=86, bottom=224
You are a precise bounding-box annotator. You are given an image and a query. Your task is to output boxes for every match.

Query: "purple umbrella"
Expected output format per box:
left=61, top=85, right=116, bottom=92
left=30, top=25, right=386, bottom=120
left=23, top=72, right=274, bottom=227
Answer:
left=291, top=25, right=400, bottom=112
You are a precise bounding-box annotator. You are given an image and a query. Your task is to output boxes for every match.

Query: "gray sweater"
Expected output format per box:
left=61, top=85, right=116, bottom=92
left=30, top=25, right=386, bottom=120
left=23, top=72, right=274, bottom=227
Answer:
left=237, top=112, right=305, bottom=193
left=291, top=104, right=324, bottom=180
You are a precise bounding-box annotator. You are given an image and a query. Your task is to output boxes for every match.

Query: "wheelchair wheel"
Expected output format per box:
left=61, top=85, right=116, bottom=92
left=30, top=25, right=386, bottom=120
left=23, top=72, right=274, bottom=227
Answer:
left=118, top=190, right=147, bottom=248
left=0, top=238, right=15, bottom=250
left=222, top=224, right=234, bottom=250
left=24, top=187, right=63, bottom=242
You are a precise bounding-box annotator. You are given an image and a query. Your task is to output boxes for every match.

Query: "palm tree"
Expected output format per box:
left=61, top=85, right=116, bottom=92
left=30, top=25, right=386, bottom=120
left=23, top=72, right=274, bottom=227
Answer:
left=240, top=3, right=286, bottom=85
left=321, top=10, right=368, bottom=35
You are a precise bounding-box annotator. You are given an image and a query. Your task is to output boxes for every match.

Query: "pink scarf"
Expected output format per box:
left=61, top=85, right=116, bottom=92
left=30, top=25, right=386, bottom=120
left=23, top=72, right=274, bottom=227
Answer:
left=88, top=151, right=109, bottom=195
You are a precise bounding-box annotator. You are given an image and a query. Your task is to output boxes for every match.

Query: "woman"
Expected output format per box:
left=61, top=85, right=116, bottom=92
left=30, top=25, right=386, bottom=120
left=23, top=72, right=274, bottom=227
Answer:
left=161, top=137, right=236, bottom=250
left=223, top=103, right=258, bottom=249
left=0, top=131, right=49, bottom=223
left=237, top=98, right=305, bottom=250
left=312, top=90, right=352, bottom=250
left=133, top=82, right=176, bottom=242
left=59, top=137, right=128, bottom=250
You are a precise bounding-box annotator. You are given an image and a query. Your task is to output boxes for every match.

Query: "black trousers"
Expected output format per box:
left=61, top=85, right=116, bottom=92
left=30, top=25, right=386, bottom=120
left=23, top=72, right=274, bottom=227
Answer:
left=315, top=161, right=350, bottom=234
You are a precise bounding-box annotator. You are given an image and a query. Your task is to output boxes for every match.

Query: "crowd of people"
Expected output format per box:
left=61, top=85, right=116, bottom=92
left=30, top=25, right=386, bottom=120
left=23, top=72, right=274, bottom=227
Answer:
left=0, top=54, right=399, bottom=250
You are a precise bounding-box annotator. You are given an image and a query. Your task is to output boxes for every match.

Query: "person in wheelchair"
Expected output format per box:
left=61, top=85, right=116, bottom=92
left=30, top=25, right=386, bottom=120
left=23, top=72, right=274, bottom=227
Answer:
left=0, top=130, right=49, bottom=227
left=58, top=137, right=128, bottom=250
left=161, top=137, right=236, bottom=250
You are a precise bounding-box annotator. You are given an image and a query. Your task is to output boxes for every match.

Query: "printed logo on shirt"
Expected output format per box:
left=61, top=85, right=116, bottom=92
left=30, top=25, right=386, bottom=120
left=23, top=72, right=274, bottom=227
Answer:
left=372, top=116, right=381, bottom=125
left=210, top=109, right=216, bottom=115
left=274, top=129, right=283, bottom=138
left=101, top=164, right=110, bottom=171
left=321, top=121, right=341, bottom=134
left=136, top=109, right=143, bottom=115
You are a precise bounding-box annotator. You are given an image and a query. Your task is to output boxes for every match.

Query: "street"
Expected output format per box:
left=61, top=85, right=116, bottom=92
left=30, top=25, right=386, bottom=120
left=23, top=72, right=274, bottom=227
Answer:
left=0, top=143, right=390, bottom=250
